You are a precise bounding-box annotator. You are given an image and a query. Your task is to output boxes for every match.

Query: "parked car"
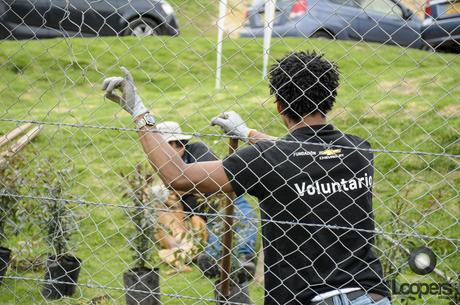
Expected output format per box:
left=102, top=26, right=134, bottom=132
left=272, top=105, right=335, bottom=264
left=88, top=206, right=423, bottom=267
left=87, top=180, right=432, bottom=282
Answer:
left=422, top=0, right=460, bottom=52
left=0, top=0, right=178, bottom=39
left=241, top=0, right=423, bottom=49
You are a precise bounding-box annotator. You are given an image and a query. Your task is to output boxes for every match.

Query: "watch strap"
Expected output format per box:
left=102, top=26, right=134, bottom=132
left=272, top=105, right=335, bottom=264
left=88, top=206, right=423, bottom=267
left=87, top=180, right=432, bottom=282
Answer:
left=135, top=113, right=156, bottom=129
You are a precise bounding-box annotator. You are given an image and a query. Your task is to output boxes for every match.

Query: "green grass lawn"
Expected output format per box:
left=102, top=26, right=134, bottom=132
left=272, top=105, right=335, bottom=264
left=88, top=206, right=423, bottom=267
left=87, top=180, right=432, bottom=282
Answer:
left=0, top=32, right=459, bottom=305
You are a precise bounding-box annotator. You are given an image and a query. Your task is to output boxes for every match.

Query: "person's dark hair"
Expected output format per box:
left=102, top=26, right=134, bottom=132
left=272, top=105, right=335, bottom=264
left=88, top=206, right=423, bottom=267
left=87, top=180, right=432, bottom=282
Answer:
left=269, top=51, right=339, bottom=122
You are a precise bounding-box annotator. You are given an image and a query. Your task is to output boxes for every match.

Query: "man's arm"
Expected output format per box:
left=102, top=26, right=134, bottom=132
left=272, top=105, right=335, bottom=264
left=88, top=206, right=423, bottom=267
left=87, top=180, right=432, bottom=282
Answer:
left=136, top=126, right=233, bottom=194
left=102, top=68, right=233, bottom=194
left=247, top=129, right=274, bottom=145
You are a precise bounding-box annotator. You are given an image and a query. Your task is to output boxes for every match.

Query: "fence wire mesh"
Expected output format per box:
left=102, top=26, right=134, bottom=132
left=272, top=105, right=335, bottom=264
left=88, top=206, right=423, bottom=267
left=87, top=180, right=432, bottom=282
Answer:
left=0, top=0, right=459, bottom=304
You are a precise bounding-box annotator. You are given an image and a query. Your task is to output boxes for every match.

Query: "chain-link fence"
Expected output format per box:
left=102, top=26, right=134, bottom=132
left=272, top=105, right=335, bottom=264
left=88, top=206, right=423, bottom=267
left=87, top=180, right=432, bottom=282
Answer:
left=0, top=0, right=459, bottom=304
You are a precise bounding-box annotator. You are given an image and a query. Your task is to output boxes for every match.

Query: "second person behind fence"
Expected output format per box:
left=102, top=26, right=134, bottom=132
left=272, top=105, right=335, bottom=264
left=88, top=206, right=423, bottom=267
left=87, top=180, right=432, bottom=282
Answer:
left=155, top=121, right=257, bottom=282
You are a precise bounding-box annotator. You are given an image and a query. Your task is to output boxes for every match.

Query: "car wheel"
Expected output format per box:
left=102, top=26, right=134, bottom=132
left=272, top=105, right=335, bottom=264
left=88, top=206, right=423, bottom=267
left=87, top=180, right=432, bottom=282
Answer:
left=123, top=18, right=161, bottom=37
left=311, top=30, right=333, bottom=40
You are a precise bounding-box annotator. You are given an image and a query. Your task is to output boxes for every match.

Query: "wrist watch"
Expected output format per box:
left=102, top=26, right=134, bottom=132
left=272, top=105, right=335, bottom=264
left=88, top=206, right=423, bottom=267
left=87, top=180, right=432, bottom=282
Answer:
left=134, top=112, right=156, bottom=129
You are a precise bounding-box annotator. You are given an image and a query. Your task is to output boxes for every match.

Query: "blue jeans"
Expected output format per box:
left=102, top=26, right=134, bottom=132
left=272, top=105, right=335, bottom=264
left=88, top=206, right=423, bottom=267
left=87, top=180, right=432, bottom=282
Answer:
left=325, top=294, right=391, bottom=305
left=205, top=196, right=257, bottom=258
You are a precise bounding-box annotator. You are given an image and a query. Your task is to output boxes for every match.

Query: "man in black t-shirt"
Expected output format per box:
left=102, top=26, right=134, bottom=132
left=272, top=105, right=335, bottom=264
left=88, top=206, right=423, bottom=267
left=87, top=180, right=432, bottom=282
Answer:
left=102, top=52, right=391, bottom=305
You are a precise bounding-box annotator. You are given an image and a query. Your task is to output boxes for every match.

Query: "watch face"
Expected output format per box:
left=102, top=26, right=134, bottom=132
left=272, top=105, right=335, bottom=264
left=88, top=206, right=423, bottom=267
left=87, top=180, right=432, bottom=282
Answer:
left=145, top=114, right=156, bottom=125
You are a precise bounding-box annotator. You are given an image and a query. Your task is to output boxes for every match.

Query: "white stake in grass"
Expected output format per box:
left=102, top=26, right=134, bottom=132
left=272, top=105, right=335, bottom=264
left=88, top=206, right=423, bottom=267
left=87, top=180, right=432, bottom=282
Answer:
left=263, top=0, right=277, bottom=79
left=216, top=0, right=228, bottom=89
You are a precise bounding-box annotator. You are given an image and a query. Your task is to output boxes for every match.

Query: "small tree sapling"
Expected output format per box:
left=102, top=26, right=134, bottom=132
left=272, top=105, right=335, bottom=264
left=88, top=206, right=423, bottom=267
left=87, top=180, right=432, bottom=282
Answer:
left=36, top=162, right=81, bottom=299
left=0, top=158, right=25, bottom=285
left=122, top=164, right=157, bottom=269
left=0, top=171, right=20, bottom=244
left=121, top=164, right=161, bottom=305
left=37, top=167, right=75, bottom=257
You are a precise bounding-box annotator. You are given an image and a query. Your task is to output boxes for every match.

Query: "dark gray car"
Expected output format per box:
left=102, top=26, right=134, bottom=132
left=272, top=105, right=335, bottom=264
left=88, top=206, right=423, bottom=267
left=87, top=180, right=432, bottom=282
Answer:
left=0, top=0, right=178, bottom=39
left=241, top=0, right=423, bottom=49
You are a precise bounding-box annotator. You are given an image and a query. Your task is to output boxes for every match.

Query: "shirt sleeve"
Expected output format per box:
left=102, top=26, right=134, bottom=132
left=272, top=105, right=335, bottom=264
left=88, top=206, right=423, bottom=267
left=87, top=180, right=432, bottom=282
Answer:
left=186, top=142, right=218, bottom=162
left=222, top=143, right=269, bottom=198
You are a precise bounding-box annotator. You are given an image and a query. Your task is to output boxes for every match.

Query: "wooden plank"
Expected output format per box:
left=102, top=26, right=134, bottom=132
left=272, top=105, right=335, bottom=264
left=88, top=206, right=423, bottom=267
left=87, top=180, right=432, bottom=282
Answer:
left=0, top=125, right=43, bottom=168
left=0, top=123, right=32, bottom=148
left=219, top=138, right=239, bottom=299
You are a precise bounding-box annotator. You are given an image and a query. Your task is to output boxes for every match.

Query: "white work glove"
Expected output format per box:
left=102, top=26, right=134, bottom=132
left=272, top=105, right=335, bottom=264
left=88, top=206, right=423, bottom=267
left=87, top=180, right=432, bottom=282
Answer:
left=210, top=111, right=252, bottom=140
left=101, top=67, right=149, bottom=118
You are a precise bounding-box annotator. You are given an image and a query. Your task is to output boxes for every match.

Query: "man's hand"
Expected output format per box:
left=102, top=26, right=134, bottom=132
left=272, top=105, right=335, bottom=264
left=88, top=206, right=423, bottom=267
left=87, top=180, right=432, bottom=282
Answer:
left=101, top=67, right=148, bottom=118
left=211, top=111, right=252, bottom=140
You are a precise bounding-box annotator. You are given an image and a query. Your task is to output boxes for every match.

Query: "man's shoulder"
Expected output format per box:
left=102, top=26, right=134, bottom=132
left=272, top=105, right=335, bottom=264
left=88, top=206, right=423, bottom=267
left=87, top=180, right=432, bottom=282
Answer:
left=342, top=133, right=372, bottom=149
left=187, top=141, right=210, bottom=150
left=244, top=140, right=278, bottom=155
left=226, top=141, right=272, bottom=162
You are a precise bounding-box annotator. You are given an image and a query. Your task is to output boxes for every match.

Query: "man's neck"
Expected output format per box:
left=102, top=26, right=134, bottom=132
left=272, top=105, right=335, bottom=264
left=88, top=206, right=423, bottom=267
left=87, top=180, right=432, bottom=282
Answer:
left=287, top=114, right=327, bottom=132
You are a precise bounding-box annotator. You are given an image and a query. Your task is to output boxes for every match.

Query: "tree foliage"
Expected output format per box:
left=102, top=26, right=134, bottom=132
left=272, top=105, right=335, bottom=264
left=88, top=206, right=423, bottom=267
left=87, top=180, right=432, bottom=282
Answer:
left=35, top=160, right=76, bottom=256
left=122, top=164, right=157, bottom=269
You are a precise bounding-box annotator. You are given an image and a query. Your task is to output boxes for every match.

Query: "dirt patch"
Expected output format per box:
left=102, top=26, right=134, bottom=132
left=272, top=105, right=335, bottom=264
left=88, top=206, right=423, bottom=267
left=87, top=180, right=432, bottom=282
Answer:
left=368, top=100, right=400, bottom=116
left=328, top=107, right=349, bottom=121
left=368, top=99, right=433, bottom=119
left=405, top=101, right=430, bottom=114
left=379, top=79, right=420, bottom=96
left=364, top=99, right=452, bottom=123
left=439, top=104, right=460, bottom=118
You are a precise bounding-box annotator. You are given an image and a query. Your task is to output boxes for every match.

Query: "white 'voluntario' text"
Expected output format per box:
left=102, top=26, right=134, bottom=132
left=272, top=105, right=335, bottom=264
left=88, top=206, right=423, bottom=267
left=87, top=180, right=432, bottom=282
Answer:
left=294, top=174, right=373, bottom=197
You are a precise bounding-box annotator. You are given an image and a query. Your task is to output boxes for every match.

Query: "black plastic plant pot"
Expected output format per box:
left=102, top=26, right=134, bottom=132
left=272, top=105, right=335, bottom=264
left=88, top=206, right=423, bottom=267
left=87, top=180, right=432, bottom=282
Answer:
left=0, top=246, right=11, bottom=285
left=41, top=254, right=81, bottom=300
left=123, top=267, right=160, bottom=305
left=214, top=280, right=252, bottom=305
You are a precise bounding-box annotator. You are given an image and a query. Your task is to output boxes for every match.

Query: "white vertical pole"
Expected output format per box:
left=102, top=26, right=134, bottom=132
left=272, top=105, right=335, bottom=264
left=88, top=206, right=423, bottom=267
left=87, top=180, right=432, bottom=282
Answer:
left=263, top=0, right=276, bottom=79
left=216, top=0, right=228, bottom=89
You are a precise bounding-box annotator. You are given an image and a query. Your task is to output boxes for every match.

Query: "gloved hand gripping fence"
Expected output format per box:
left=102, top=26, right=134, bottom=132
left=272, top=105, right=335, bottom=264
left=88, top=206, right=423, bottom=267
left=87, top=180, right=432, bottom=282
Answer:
left=211, top=111, right=252, bottom=142
left=102, top=67, right=149, bottom=118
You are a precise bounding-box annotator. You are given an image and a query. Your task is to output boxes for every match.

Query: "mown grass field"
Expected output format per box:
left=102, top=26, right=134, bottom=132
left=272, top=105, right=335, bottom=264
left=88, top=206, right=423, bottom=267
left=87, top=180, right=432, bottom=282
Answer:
left=0, top=11, right=459, bottom=305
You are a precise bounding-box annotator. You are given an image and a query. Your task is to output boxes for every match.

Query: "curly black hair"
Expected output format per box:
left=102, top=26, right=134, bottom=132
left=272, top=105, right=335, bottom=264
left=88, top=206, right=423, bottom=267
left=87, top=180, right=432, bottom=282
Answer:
left=269, top=51, right=339, bottom=122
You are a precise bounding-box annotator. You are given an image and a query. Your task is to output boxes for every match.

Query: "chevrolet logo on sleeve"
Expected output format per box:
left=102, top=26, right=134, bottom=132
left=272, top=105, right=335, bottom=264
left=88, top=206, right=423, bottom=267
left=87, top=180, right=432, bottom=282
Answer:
left=319, top=149, right=341, bottom=156
left=318, top=148, right=344, bottom=160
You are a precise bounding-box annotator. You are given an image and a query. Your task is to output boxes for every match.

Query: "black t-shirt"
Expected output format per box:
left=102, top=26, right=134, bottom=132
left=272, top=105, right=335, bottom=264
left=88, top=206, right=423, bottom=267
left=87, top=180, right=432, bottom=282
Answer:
left=182, top=142, right=218, bottom=164
left=223, top=125, right=389, bottom=305
left=181, top=142, right=217, bottom=218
